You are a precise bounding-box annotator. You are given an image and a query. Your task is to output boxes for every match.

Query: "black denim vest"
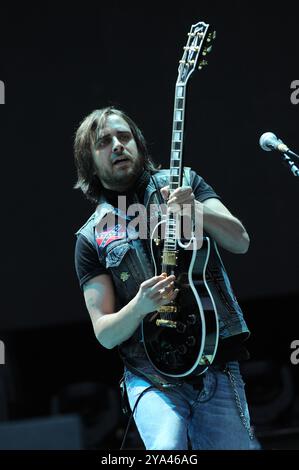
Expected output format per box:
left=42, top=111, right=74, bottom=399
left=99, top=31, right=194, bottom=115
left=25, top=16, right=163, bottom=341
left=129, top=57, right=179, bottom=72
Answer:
left=75, top=169, right=250, bottom=366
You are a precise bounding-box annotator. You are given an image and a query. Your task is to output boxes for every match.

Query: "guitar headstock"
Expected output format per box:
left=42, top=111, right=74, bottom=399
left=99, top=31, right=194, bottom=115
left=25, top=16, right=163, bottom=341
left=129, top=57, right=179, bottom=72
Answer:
left=178, top=21, right=216, bottom=84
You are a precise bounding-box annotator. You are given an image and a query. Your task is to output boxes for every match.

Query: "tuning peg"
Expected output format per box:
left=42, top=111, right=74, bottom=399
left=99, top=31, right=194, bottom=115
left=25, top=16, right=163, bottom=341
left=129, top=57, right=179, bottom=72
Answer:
left=202, top=45, right=213, bottom=56
left=207, top=30, right=216, bottom=42
left=198, top=60, right=208, bottom=70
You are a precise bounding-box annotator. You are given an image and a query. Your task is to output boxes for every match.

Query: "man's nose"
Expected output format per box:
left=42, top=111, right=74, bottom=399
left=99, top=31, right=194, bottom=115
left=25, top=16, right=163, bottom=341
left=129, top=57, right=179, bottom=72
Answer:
left=112, top=136, right=124, bottom=154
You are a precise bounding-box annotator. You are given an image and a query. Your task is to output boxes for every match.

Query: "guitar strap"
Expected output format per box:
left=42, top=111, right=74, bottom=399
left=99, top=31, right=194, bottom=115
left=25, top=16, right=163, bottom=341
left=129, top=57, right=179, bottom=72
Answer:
left=182, top=166, right=192, bottom=187
left=151, top=166, right=192, bottom=196
left=182, top=166, right=196, bottom=230
left=150, top=166, right=192, bottom=206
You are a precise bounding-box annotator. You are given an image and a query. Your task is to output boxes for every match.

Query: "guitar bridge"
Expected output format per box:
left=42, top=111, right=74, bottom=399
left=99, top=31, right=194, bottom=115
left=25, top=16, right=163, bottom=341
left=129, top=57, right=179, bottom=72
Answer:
left=157, top=306, right=177, bottom=313
left=156, top=319, right=177, bottom=329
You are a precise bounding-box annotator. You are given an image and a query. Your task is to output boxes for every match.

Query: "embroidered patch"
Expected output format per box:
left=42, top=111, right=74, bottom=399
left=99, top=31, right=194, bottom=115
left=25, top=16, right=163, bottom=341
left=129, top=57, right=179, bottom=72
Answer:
left=95, top=224, right=126, bottom=248
left=120, top=272, right=130, bottom=282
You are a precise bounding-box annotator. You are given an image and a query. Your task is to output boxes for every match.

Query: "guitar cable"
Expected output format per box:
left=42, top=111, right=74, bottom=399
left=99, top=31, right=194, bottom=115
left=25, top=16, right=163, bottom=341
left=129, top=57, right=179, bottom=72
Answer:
left=119, top=382, right=155, bottom=450
left=119, top=174, right=187, bottom=450
left=119, top=374, right=179, bottom=450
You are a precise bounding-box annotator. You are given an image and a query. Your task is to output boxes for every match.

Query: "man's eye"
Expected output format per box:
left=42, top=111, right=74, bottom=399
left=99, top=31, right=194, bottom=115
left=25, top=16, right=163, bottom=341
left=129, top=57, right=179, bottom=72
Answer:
left=97, top=137, right=110, bottom=147
left=119, top=133, right=131, bottom=141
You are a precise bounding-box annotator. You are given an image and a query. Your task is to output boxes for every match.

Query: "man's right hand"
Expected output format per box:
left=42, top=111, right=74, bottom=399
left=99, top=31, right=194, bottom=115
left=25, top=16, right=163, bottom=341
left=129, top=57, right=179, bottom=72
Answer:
left=83, top=272, right=179, bottom=349
left=135, top=273, right=179, bottom=317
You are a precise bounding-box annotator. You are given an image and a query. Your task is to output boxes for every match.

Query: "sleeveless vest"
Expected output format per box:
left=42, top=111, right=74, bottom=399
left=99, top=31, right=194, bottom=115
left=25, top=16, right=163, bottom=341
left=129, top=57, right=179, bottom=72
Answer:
left=75, top=169, right=250, bottom=365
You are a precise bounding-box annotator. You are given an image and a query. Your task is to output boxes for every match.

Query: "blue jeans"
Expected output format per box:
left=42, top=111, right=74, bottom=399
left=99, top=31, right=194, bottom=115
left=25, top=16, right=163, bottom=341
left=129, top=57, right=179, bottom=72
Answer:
left=124, top=361, right=254, bottom=450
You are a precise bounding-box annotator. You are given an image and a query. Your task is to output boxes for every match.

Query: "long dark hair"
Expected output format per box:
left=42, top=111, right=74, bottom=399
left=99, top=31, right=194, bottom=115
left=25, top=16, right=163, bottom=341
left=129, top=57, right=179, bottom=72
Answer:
left=73, top=106, right=160, bottom=203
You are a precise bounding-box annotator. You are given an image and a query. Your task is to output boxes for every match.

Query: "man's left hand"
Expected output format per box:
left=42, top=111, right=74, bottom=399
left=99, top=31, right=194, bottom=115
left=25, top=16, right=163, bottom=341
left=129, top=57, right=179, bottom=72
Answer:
left=160, top=185, right=196, bottom=214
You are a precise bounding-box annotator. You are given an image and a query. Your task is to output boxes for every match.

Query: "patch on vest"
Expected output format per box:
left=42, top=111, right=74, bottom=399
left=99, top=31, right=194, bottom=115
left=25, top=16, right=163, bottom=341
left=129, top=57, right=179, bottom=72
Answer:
left=120, top=272, right=130, bottom=282
left=95, top=224, right=126, bottom=248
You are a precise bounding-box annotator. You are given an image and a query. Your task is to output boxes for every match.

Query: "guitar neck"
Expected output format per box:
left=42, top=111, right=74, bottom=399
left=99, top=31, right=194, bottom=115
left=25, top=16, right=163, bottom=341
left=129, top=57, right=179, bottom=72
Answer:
left=169, top=82, right=186, bottom=193
left=163, top=83, right=187, bottom=254
left=163, top=20, right=214, bottom=254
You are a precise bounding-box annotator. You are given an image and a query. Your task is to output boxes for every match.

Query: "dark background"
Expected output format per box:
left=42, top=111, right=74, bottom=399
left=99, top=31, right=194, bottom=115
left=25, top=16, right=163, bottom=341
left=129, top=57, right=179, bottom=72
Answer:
left=0, top=1, right=298, bottom=450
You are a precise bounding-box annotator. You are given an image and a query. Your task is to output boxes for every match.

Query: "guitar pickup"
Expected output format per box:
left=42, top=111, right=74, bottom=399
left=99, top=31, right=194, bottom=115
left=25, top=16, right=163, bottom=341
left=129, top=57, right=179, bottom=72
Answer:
left=162, top=251, right=178, bottom=266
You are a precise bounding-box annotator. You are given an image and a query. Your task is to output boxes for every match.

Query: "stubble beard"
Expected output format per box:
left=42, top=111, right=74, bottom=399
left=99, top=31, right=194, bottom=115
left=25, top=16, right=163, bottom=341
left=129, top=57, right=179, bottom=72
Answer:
left=100, top=155, right=144, bottom=192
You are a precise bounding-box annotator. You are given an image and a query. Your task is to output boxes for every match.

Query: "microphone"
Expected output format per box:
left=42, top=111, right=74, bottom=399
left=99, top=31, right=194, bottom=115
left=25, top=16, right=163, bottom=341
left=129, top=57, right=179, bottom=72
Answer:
left=259, top=131, right=299, bottom=177
left=259, top=131, right=299, bottom=159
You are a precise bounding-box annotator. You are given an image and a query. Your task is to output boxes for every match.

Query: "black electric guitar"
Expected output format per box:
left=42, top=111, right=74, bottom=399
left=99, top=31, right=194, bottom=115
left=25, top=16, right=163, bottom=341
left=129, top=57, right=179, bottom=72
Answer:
left=142, top=21, right=219, bottom=378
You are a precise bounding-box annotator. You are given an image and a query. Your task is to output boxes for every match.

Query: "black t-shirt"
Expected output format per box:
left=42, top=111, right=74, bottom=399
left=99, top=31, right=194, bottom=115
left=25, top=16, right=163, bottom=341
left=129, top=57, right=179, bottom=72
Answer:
left=74, top=170, right=250, bottom=364
left=74, top=171, right=220, bottom=290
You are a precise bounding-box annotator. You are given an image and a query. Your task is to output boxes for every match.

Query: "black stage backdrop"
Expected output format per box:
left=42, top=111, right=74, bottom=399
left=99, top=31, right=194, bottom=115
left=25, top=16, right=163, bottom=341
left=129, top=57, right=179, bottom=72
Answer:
left=0, top=2, right=298, bottom=451
left=0, top=3, right=298, bottom=329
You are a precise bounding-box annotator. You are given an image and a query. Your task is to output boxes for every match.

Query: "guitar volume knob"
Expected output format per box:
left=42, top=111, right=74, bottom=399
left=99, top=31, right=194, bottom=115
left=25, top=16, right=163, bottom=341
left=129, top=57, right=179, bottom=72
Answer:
left=178, top=344, right=188, bottom=355
left=186, top=336, right=196, bottom=347
left=176, top=322, right=187, bottom=333
left=187, top=314, right=196, bottom=325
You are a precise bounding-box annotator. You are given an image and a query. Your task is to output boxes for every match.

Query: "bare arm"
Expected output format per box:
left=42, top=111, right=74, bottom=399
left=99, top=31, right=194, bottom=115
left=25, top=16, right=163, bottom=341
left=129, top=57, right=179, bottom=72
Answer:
left=200, top=198, right=250, bottom=254
left=83, top=273, right=178, bottom=349
left=161, top=186, right=250, bottom=255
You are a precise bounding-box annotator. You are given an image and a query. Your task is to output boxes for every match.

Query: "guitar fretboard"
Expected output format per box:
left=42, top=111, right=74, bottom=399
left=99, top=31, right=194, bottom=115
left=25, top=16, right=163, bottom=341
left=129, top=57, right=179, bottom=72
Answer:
left=164, top=83, right=186, bottom=252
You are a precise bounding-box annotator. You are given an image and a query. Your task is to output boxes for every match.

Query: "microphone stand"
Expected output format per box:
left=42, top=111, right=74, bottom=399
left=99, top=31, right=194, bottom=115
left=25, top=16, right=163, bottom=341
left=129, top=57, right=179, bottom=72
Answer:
left=280, top=153, right=299, bottom=177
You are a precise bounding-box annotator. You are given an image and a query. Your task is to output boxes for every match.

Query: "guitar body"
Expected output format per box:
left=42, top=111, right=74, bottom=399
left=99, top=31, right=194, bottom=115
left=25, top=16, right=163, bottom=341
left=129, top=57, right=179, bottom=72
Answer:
left=142, top=20, right=218, bottom=378
left=142, top=234, right=219, bottom=378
